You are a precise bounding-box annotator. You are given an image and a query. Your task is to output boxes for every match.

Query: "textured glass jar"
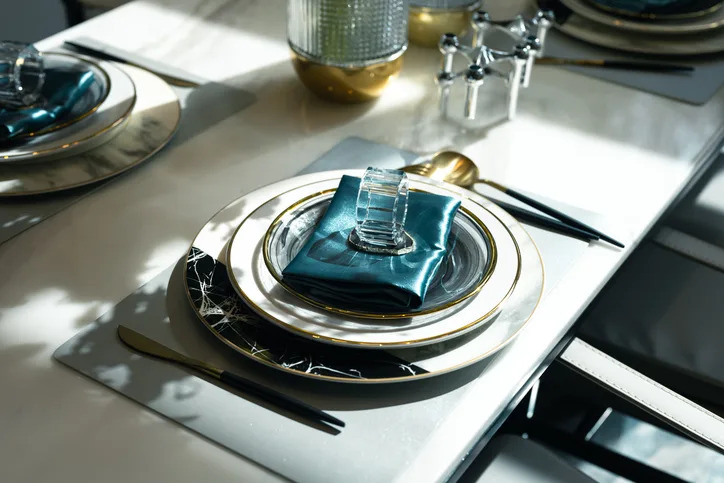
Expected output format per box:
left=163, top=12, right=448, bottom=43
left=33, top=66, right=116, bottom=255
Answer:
left=288, top=0, right=408, bottom=103
left=409, top=0, right=480, bottom=48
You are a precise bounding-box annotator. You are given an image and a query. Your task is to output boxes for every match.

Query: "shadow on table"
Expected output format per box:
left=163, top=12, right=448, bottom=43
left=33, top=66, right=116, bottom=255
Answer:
left=54, top=256, right=493, bottom=428
left=0, top=79, right=256, bottom=247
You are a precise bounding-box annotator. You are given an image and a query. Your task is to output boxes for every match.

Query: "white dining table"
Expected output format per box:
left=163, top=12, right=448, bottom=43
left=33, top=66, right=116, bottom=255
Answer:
left=0, top=1, right=722, bottom=482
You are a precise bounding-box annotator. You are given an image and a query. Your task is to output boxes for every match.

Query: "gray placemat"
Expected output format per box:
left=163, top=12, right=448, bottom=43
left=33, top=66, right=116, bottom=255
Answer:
left=54, top=137, right=603, bottom=483
left=545, top=29, right=724, bottom=105
left=0, top=80, right=256, bottom=246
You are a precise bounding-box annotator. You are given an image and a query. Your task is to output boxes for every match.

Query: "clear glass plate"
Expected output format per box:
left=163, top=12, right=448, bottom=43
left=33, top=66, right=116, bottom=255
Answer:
left=265, top=193, right=493, bottom=317
left=0, top=53, right=136, bottom=164
left=227, top=175, right=521, bottom=348
left=24, top=53, right=111, bottom=138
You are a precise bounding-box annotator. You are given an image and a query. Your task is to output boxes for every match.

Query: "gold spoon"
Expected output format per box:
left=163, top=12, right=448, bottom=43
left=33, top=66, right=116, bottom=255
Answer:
left=402, top=151, right=623, bottom=248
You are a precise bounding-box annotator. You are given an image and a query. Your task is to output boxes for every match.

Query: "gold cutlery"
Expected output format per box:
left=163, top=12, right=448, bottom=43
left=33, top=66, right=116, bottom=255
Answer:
left=117, top=325, right=344, bottom=427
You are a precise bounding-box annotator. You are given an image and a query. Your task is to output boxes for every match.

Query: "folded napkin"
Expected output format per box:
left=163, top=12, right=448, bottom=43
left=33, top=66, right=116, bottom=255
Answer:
left=282, top=175, right=461, bottom=311
left=0, top=67, right=95, bottom=141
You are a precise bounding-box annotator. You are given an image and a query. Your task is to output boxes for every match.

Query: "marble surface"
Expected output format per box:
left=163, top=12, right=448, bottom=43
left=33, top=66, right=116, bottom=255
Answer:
left=0, top=0, right=722, bottom=482
left=54, top=145, right=584, bottom=483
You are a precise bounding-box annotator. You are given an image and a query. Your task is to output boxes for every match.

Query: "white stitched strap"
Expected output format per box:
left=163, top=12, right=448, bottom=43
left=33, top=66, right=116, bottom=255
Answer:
left=560, top=338, right=724, bottom=452
left=654, top=227, right=724, bottom=273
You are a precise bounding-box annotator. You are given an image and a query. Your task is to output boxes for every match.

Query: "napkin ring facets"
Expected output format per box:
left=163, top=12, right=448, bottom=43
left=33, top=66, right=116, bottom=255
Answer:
left=349, top=167, right=415, bottom=256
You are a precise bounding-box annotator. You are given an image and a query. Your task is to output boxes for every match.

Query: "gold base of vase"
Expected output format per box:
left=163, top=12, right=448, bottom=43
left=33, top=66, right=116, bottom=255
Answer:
left=290, top=51, right=404, bottom=104
left=409, top=6, right=476, bottom=48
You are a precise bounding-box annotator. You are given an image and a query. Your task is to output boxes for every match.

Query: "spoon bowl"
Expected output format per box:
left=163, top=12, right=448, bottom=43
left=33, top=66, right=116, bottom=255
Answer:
left=401, top=150, right=622, bottom=247
left=401, top=150, right=480, bottom=188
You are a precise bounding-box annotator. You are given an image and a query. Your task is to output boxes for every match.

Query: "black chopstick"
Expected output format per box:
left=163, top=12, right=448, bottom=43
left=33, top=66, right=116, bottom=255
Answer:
left=495, top=200, right=599, bottom=242
left=537, top=57, right=694, bottom=73
left=494, top=184, right=624, bottom=248
left=218, top=370, right=345, bottom=428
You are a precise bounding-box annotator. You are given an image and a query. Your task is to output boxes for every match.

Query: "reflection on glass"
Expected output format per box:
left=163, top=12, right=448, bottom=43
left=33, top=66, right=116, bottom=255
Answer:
left=354, top=167, right=409, bottom=250
left=267, top=196, right=490, bottom=315
left=0, top=42, right=45, bottom=108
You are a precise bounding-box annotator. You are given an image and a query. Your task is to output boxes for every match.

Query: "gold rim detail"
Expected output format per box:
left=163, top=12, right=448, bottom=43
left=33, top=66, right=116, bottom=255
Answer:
left=1, top=57, right=136, bottom=161
left=183, top=177, right=544, bottom=383
left=586, top=0, right=723, bottom=19
left=225, top=178, right=522, bottom=348
left=0, top=65, right=180, bottom=197
left=261, top=189, right=498, bottom=319
left=409, top=3, right=480, bottom=48
left=290, top=48, right=405, bottom=103
left=18, top=53, right=113, bottom=139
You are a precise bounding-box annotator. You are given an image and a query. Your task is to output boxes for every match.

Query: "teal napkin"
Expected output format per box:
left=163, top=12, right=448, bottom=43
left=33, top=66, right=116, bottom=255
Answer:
left=282, top=175, right=461, bottom=311
left=0, top=67, right=96, bottom=141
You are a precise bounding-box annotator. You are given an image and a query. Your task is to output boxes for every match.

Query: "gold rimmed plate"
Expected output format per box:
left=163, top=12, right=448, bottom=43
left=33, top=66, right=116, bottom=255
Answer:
left=0, top=64, right=180, bottom=197
left=262, top=190, right=497, bottom=319
left=10, top=53, right=111, bottom=139
left=562, top=0, right=724, bottom=34
left=584, top=0, right=723, bottom=20
left=183, top=170, right=544, bottom=383
left=0, top=53, right=136, bottom=164
left=553, top=6, right=724, bottom=55
left=225, top=174, right=522, bottom=349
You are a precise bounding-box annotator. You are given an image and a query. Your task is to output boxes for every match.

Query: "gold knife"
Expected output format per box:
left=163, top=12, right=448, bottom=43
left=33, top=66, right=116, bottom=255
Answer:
left=536, top=57, right=694, bottom=72
left=117, top=325, right=345, bottom=427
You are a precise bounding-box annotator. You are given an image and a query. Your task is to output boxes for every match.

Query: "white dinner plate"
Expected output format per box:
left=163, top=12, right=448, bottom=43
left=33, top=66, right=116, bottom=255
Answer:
left=0, top=65, right=180, bottom=196
left=0, top=53, right=136, bottom=164
left=226, top=174, right=521, bottom=349
left=184, top=170, right=545, bottom=383
left=555, top=8, right=724, bottom=55
left=561, top=0, right=724, bottom=35
left=9, top=53, right=110, bottom=140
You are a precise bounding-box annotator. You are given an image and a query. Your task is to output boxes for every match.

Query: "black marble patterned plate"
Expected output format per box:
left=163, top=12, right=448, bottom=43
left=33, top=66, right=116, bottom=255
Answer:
left=185, top=247, right=428, bottom=381
left=182, top=170, right=544, bottom=384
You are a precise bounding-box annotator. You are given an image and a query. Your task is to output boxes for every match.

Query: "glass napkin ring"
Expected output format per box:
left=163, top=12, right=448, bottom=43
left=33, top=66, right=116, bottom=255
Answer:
left=349, top=167, right=415, bottom=255
left=0, top=42, right=45, bottom=108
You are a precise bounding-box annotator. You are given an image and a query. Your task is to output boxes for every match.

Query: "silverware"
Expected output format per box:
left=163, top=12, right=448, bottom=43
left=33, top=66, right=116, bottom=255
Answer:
left=64, top=37, right=203, bottom=88
left=402, top=151, right=624, bottom=248
left=536, top=57, right=695, bottom=72
left=117, top=325, right=345, bottom=428
left=402, top=162, right=598, bottom=242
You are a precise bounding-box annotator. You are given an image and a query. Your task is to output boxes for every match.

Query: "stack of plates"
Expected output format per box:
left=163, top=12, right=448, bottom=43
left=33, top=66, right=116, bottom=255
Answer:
left=550, top=0, right=724, bottom=55
left=183, top=170, right=545, bottom=383
left=0, top=52, right=181, bottom=197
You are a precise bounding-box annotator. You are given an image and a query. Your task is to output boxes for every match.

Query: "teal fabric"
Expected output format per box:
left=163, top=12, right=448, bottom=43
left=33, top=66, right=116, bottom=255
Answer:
left=282, top=175, right=461, bottom=310
left=0, top=67, right=95, bottom=141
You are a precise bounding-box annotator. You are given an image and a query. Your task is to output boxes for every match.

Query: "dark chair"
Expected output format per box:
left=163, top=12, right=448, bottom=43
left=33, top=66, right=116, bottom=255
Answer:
left=462, top=434, right=595, bottom=483
left=578, top=152, right=724, bottom=417
left=60, top=0, right=129, bottom=26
